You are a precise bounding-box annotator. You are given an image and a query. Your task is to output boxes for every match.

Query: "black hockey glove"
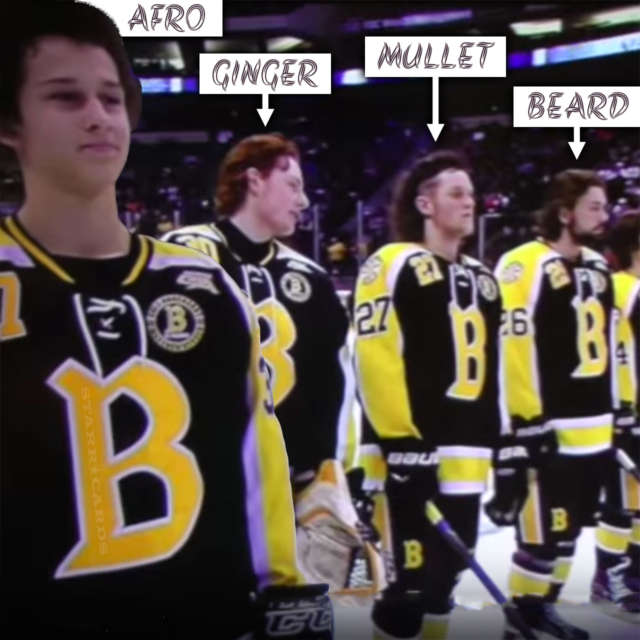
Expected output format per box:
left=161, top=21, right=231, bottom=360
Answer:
left=613, top=406, right=640, bottom=466
left=484, top=434, right=529, bottom=527
left=510, top=419, right=557, bottom=467
left=381, top=438, right=439, bottom=505
left=253, top=584, right=333, bottom=640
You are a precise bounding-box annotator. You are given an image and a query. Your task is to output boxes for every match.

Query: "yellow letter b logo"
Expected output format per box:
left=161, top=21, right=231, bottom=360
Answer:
left=48, top=357, right=203, bottom=578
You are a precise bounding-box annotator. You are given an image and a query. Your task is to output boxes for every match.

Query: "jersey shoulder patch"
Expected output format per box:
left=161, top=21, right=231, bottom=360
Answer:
left=358, top=243, right=429, bottom=292
left=496, top=240, right=554, bottom=284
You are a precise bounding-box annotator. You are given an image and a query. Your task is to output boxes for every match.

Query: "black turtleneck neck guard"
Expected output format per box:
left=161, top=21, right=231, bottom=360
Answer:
left=216, top=218, right=273, bottom=264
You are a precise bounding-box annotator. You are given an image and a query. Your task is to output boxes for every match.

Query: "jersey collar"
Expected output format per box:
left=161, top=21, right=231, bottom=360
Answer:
left=4, top=215, right=149, bottom=286
left=215, top=218, right=276, bottom=265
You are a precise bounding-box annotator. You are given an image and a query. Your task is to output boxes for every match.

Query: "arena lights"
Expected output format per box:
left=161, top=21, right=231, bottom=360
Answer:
left=508, top=31, right=640, bottom=68
left=266, top=36, right=308, bottom=52
left=573, top=6, right=640, bottom=29
left=139, top=77, right=198, bottom=93
left=334, top=68, right=368, bottom=86
left=531, top=31, right=640, bottom=66
left=510, top=19, right=562, bottom=38
left=343, top=9, right=472, bottom=33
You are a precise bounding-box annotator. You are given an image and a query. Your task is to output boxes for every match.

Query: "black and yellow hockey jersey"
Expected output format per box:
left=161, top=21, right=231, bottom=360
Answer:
left=0, top=216, right=300, bottom=633
left=162, top=220, right=355, bottom=476
left=495, top=240, right=614, bottom=456
left=354, top=243, right=504, bottom=495
left=613, top=271, right=640, bottom=414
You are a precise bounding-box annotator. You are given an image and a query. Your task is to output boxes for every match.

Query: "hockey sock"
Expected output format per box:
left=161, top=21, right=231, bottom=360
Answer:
left=508, top=550, right=552, bottom=599
left=421, top=612, right=450, bottom=640
left=546, top=541, right=575, bottom=601
left=595, top=513, right=631, bottom=571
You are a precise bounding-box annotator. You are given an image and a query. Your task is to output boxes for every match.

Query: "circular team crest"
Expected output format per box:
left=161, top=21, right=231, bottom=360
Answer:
left=280, top=272, right=312, bottom=303
left=146, top=294, right=205, bottom=353
left=360, top=255, right=382, bottom=285
left=477, top=274, right=499, bottom=301
left=500, top=261, right=523, bottom=284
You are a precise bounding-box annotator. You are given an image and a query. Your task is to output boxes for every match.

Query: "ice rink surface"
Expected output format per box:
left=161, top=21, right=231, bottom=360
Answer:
left=332, top=518, right=639, bottom=639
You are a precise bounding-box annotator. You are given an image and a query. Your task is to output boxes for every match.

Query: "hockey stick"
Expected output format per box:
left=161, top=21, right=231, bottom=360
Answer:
left=425, top=501, right=537, bottom=640
left=615, top=448, right=640, bottom=484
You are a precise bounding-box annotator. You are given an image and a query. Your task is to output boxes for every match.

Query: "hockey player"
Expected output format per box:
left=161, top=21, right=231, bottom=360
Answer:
left=161, top=135, right=374, bottom=595
left=0, top=3, right=333, bottom=638
left=591, top=212, right=640, bottom=620
left=354, top=151, right=504, bottom=639
left=489, top=169, right=613, bottom=639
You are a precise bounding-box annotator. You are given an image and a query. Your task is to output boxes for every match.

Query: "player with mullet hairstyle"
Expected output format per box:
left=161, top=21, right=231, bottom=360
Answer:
left=489, top=170, right=614, bottom=639
left=0, top=2, right=333, bottom=638
left=353, top=151, right=505, bottom=640
left=161, top=135, right=377, bottom=599
left=590, top=212, right=640, bottom=622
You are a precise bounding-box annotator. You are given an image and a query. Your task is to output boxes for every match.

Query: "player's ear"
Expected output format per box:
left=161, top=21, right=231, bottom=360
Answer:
left=415, top=194, right=433, bottom=217
left=558, top=206, right=571, bottom=226
left=246, top=167, right=262, bottom=196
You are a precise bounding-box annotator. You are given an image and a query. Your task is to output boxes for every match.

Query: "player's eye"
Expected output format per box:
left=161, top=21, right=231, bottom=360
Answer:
left=102, top=94, right=123, bottom=106
left=49, top=91, right=82, bottom=103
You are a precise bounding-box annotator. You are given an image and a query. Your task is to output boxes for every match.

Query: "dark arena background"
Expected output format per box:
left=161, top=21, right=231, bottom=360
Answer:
left=1, top=2, right=639, bottom=638
left=1, top=2, right=638, bottom=298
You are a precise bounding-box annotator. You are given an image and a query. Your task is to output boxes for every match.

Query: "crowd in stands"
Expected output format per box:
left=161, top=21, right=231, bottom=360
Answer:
left=1, top=121, right=638, bottom=277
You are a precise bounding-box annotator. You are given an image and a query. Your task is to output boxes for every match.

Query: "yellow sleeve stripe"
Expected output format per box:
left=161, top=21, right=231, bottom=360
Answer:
left=236, top=281, right=301, bottom=588
left=549, top=413, right=612, bottom=454
left=355, top=244, right=424, bottom=441
left=437, top=446, right=492, bottom=495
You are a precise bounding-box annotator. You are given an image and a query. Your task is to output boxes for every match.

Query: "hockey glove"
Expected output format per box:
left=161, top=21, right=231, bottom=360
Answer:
left=613, top=406, right=640, bottom=466
left=510, top=419, right=557, bottom=467
left=253, top=584, right=333, bottom=640
left=382, top=438, right=439, bottom=505
left=484, top=435, right=529, bottom=526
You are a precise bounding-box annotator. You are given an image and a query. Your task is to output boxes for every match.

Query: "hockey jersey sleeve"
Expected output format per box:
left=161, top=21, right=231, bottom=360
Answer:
left=614, top=273, right=640, bottom=414
left=354, top=246, right=429, bottom=449
left=160, top=227, right=220, bottom=262
left=227, top=274, right=303, bottom=589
